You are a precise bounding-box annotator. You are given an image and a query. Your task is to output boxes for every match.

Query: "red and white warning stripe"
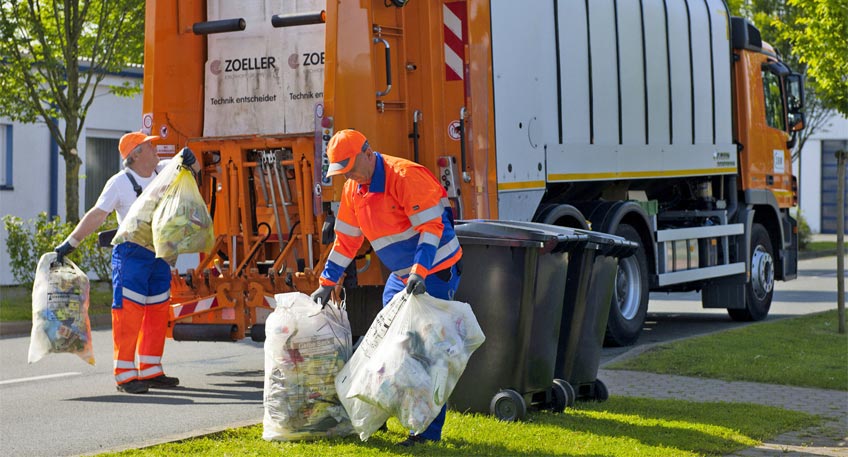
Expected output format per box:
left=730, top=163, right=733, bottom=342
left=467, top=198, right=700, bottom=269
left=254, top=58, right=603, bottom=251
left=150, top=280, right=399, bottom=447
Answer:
left=173, top=295, right=220, bottom=318
left=443, top=1, right=467, bottom=81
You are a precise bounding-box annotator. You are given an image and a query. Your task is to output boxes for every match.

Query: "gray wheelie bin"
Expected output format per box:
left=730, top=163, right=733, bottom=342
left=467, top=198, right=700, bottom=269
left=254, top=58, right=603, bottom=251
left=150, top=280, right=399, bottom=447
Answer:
left=448, top=220, right=587, bottom=421
left=556, top=228, right=637, bottom=403
left=485, top=222, right=638, bottom=404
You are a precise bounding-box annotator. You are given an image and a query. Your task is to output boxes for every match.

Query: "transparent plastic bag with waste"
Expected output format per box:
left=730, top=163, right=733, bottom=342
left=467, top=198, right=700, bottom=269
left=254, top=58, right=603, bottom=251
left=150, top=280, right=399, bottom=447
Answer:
left=28, top=252, right=95, bottom=365
left=152, top=167, right=214, bottom=265
left=335, top=290, right=485, bottom=440
left=262, top=292, right=355, bottom=441
left=112, top=154, right=184, bottom=254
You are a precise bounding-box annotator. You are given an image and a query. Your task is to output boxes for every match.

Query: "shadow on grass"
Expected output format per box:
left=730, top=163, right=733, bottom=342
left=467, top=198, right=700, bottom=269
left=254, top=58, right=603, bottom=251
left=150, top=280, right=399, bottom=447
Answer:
left=199, top=428, right=609, bottom=457
left=117, top=397, right=818, bottom=457
left=529, top=397, right=819, bottom=454
left=531, top=409, right=754, bottom=453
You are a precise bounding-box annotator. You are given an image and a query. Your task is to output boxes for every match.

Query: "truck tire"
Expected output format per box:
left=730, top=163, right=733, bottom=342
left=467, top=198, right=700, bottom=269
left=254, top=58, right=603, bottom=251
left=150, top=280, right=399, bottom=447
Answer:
left=729, top=223, right=773, bottom=321
left=604, top=224, right=649, bottom=347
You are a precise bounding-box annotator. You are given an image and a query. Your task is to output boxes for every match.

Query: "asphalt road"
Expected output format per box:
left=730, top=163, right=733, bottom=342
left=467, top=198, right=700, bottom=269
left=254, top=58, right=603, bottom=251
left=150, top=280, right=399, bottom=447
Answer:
left=0, top=255, right=840, bottom=456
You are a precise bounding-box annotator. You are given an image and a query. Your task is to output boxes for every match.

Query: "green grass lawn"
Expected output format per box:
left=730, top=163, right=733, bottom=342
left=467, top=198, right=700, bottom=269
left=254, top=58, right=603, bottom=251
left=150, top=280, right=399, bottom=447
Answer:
left=804, top=241, right=837, bottom=252
left=607, top=310, right=848, bottom=391
left=98, top=312, right=846, bottom=457
left=101, top=397, right=817, bottom=457
left=0, top=281, right=113, bottom=321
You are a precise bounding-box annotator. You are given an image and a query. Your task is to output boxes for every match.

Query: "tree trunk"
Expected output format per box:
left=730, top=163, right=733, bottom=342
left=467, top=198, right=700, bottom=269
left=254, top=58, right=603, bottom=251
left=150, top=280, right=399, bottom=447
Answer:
left=63, top=109, right=82, bottom=224
left=837, top=149, right=845, bottom=334
left=63, top=150, right=82, bottom=224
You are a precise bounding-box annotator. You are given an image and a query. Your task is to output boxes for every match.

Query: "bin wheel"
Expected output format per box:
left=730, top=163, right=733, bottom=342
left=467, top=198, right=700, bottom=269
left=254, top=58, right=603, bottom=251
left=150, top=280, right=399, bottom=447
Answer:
left=592, top=379, right=609, bottom=402
left=553, top=378, right=576, bottom=407
left=550, top=382, right=567, bottom=412
left=490, top=389, right=526, bottom=421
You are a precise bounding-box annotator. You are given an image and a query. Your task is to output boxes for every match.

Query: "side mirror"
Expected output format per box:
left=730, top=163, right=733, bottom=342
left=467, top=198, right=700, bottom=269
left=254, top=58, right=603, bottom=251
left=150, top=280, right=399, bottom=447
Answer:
left=789, top=111, right=805, bottom=132
left=785, top=73, right=804, bottom=114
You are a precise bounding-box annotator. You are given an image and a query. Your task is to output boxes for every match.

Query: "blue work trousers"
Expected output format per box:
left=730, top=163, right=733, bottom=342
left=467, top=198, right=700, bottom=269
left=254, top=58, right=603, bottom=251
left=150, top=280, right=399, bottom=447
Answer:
left=382, top=262, right=461, bottom=441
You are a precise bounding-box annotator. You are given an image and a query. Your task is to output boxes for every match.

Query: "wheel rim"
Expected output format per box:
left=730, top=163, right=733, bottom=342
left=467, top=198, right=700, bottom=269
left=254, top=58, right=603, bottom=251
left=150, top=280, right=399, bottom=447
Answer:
left=614, top=256, right=641, bottom=320
left=495, top=398, right=517, bottom=420
left=750, top=244, right=774, bottom=301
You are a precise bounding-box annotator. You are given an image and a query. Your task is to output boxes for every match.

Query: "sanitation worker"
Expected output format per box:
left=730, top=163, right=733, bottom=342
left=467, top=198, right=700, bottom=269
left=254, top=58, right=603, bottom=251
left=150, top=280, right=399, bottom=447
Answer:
left=311, top=129, right=462, bottom=446
left=54, top=132, right=200, bottom=394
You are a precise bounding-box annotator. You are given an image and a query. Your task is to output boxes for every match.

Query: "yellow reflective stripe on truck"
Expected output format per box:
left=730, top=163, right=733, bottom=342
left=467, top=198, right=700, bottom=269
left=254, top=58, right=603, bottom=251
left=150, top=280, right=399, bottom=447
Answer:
left=548, top=167, right=738, bottom=182
left=771, top=189, right=793, bottom=197
left=497, top=180, right=547, bottom=191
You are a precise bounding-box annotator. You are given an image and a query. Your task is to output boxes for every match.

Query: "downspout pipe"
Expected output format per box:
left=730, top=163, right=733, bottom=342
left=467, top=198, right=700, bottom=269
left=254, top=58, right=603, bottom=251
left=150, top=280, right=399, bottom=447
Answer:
left=49, top=117, right=58, bottom=218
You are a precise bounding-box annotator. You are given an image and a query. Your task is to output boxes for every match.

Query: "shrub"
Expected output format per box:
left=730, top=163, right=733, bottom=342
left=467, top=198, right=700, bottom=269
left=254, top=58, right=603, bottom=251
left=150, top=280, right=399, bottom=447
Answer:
left=795, top=210, right=812, bottom=250
left=2, top=212, right=116, bottom=287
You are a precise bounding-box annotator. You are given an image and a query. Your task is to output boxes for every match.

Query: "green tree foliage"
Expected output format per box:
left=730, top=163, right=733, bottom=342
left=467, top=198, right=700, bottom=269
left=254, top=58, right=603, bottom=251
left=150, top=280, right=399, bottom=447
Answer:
left=728, top=0, right=835, bottom=160
left=778, top=0, right=848, bottom=116
left=0, top=0, right=144, bottom=224
left=3, top=212, right=116, bottom=287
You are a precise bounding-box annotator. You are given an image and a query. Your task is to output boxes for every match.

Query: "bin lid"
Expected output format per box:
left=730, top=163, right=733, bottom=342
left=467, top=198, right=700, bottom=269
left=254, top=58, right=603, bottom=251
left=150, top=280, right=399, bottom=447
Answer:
left=570, top=228, right=639, bottom=258
left=459, top=219, right=636, bottom=257
left=455, top=220, right=586, bottom=252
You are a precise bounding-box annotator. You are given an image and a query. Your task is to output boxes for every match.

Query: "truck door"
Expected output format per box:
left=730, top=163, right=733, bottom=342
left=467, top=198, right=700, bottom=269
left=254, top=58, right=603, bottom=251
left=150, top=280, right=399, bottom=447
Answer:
left=400, top=0, right=472, bottom=218
left=737, top=52, right=794, bottom=208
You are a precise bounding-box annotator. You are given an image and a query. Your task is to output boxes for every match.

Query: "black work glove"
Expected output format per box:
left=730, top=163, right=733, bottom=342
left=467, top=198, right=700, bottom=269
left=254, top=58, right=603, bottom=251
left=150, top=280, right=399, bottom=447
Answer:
left=180, top=147, right=197, bottom=168
left=54, top=241, right=75, bottom=264
left=310, top=285, right=334, bottom=305
left=405, top=274, right=426, bottom=296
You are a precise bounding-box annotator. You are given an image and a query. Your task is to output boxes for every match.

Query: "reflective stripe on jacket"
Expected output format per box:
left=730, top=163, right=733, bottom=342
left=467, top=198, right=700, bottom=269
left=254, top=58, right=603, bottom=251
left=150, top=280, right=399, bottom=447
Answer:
left=320, top=153, right=461, bottom=286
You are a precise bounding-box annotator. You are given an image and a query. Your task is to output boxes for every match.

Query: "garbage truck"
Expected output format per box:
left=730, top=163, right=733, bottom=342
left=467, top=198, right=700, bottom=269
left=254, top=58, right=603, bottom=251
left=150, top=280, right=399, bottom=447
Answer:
left=141, top=0, right=804, bottom=346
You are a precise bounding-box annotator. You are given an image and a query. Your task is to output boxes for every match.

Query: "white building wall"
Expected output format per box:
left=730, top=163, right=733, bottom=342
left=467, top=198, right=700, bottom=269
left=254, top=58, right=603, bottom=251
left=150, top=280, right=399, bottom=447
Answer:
left=0, top=72, right=143, bottom=285
left=794, top=112, right=848, bottom=234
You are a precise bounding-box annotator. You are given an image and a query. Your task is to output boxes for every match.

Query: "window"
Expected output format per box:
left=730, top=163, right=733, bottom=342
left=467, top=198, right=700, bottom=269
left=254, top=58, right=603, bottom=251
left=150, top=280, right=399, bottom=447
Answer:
left=0, top=124, right=11, bottom=189
left=84, top=137, right=121, bottom=209
left=762, top=71, right=785, bottom=131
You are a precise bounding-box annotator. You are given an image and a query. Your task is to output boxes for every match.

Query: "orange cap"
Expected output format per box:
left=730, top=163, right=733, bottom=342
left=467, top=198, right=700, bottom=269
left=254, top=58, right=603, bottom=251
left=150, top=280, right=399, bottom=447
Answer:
left=326, top=129, right=369, bottom=176
left=119, top=132, right=160, bottom=159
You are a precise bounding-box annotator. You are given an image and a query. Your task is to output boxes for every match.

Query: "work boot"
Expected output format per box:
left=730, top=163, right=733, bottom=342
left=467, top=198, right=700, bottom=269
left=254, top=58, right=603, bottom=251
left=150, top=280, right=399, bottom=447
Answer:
left=116, top=380, right=149, bottom=394
left=144, top=374, right=180, bottom=388
left=396, top=435, right=432, bottom=447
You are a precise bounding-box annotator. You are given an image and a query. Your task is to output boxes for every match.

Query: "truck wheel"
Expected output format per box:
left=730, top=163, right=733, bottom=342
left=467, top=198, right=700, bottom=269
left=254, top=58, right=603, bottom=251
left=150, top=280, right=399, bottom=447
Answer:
left=604, top=224, right=649, bottom=347
left=729, top=223, right=774, bottom=321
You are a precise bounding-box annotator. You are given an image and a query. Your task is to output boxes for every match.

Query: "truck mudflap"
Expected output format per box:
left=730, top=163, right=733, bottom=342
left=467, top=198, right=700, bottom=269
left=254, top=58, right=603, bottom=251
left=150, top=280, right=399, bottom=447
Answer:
left=780, top=210, right=798, bottom=280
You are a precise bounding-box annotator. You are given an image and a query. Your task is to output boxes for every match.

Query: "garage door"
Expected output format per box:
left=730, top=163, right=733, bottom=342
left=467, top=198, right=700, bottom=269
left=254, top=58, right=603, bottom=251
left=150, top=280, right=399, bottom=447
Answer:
left=821, top=140, right=848, bottom=234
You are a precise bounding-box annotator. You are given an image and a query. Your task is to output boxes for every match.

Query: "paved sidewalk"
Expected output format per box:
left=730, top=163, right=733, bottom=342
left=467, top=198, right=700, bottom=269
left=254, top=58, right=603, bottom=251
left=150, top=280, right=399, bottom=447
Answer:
left=599, top=366, right=848, bottom=456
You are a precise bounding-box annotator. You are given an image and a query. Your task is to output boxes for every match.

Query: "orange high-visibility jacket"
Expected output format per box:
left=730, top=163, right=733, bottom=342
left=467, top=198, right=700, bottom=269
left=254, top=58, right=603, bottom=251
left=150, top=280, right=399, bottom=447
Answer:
left=320, top=153, right=461, bottom=286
